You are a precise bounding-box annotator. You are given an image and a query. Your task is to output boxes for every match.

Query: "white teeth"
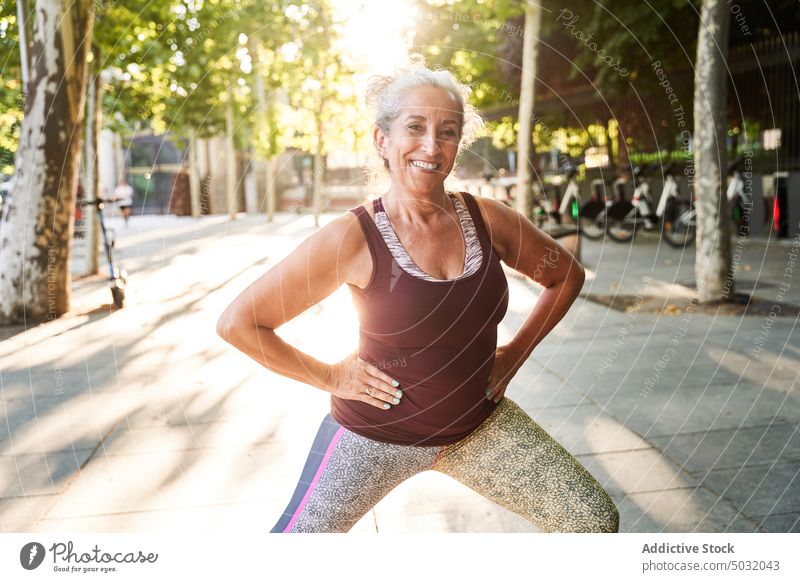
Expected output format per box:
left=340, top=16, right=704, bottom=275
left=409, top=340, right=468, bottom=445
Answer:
left=411, top=160, right=438, bottom=170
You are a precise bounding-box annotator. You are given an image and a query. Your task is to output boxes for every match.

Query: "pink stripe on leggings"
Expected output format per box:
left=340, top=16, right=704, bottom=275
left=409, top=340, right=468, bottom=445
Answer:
left=283, top=425, right=346, bottom=532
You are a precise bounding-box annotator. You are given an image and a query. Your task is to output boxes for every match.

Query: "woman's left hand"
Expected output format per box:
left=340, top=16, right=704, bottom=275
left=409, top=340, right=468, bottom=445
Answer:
left=485, top=344, right=522, bottom=403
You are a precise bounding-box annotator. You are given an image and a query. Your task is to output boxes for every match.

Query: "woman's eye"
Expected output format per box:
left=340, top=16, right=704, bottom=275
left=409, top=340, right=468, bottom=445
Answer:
left=442, top=130, right=457, bottom=137
left=408, top=125, right=423, bottom=131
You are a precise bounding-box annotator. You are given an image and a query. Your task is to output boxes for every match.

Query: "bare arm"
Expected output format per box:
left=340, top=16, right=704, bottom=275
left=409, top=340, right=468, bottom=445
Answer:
left=215, top=215, right=353, bottom=390
left=475, top=196, right=586, bottom=369
left=215, top=212, right=400, bottom=409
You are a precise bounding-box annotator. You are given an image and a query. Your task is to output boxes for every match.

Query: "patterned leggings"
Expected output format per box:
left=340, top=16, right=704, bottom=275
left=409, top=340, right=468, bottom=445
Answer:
left=270, top=397, right=619, bottom=533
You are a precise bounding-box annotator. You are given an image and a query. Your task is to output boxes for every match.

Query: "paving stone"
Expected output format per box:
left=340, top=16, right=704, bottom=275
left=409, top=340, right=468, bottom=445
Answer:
left=1, top=391, right=140, bottom=454
left=521, top=402, right=652, bottom=456
left=616, top=486, right=764, bottom=532
left=577, top=447, right=699, bottom=497
left=590, top=383, right=800, bottom=438
left=505, top=367, right=588, bottom=408
left=649, top=422, right=800, bottom=475
left=372, top=471, right=539, bottom=533
left=698, top=460, right=800, bottom=516
left=0, top=450, right=96, bottom=499
left=0, top=494, right=58, bottom=532
left=42, top=441, right=303, bottom=520
left=751, top=511, right=800, bottom=532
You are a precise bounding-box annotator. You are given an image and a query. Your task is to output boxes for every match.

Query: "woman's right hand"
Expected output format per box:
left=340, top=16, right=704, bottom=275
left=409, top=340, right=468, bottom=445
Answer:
left=326, top=352, right=403, bottom=410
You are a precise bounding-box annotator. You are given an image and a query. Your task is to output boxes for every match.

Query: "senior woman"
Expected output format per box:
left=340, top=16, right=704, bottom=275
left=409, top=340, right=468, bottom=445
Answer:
left=216, top=61, right=619, bottom=534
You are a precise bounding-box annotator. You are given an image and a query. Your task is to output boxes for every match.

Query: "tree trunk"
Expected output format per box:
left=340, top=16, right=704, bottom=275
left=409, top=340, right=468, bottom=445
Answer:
left=188, top=132, right=201, bottom=218
left=16, top=0, right=32, bottom=85
left=0, top=0, right=94, bottom=324
left=266, top=156, right=277, bottom=221
left=225, top=88, right=237, bottom=219
left=515, top=2, right=542, bottom=221
left=312, top=148, right=323, bottom=227
left=82, top=44, right=102, bottom=275
left=605, top=119, right=616, bottom=178
left=693, top=0, right=732, bottom=303
left=251, top=53, right=278, bottom=222
left=312, top=110, right=325, bottom=227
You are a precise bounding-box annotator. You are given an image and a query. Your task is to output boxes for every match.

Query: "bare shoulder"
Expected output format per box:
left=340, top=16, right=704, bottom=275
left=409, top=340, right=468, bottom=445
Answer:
left=318, top=205, right=372, bottom=289
left=217, top=205, right=375, bottom=333
left=457, top=191, right=582, bottom=287
left=455, top=191, right=520, bottom=261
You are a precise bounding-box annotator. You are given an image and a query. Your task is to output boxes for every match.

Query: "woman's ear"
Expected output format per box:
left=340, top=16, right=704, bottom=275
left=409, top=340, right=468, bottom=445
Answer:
left=373, top=126, right=386, bottom=159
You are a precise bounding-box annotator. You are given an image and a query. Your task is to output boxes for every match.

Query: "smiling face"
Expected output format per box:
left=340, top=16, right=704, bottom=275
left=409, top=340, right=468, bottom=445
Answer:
left=375, top=85, right=463, bottom=196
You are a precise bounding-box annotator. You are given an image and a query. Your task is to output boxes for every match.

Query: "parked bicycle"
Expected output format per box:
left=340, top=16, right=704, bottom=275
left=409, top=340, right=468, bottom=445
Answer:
left=531, top=180, right=560, bottom=229
left=598, top=164, right=662, bottom=242
left=658, top=159, right=751, bottom=248
left=582, top=163, right=693, bottom=246
left=656, top=165, right=695, bottom=248
left=577, top=175, right=616, bottom=241
left=556, top=167, right=581, bottom=225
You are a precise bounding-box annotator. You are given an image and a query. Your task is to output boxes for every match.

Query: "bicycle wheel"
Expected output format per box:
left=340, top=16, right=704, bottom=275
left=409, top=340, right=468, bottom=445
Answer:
left=606, top=201, right=636, bottom=243
left=661, top=198, right=696, bottom=248
left=578, top=200, right=607, bottom=240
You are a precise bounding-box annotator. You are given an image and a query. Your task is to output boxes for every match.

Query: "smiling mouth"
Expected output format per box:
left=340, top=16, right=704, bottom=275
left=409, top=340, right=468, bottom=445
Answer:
left=410, top=160, right=440, bottom=171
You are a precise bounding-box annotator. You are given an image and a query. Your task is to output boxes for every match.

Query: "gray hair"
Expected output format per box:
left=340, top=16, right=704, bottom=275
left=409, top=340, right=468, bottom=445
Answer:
left=365, top=55, right=485, bottom=167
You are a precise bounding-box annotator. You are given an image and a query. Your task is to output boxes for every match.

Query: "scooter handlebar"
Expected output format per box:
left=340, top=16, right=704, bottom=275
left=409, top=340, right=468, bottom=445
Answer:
left=78, top=197, right=118, bottom=207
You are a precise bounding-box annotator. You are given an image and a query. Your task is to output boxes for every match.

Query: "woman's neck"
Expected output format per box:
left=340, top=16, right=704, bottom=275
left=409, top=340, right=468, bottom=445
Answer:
left=382, top=185, right=451, bottom=226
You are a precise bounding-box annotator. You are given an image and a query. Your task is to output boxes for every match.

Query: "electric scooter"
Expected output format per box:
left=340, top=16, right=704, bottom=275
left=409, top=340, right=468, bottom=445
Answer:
left=79, top=197, right=128, bottom=308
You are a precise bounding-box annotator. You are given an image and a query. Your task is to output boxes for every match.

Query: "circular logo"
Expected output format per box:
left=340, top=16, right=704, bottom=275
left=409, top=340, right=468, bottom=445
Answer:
left=20, top=542, right=46, bottom=570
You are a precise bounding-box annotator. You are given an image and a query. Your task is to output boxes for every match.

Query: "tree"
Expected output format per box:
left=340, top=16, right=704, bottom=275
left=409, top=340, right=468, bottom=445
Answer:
left=280, top=0, right=359, bottom=226
left=693, top=0, right=732, bottom=303
left=515, top=3, right=542, bottom=220
left=0, top=2, right=24, bottom=176
left=0, top=0, right=95, bottom=324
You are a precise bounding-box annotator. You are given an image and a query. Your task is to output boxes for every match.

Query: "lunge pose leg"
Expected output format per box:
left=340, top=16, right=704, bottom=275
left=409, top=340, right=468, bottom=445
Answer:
left=270, top=414, right=440, bottom=533
left=432, top=397, right=619, bottom=533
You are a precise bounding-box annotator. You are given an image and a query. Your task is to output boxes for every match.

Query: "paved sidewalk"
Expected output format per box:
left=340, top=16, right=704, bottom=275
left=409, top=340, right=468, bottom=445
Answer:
left=0, top=212, right=797, bottom=533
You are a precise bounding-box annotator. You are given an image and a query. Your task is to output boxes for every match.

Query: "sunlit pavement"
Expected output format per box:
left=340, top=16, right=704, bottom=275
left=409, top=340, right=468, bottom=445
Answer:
left=1, top=212, right=797, bottom=533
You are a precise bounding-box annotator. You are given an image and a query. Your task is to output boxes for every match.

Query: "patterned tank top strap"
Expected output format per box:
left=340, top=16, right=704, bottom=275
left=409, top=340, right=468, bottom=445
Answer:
left=458, top=191, right=493, bottom=256
left=347, top=202, right=392, bottom=289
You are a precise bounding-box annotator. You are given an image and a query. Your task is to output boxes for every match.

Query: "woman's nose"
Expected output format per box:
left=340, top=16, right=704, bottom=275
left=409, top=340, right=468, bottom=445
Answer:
left=421, top=131, right=441, bottom=156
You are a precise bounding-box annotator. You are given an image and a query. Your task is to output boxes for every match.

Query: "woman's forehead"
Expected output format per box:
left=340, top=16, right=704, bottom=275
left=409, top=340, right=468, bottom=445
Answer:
left=400, top=111, right=460, bottom=124
left=396, top=86, right=460, bottom=116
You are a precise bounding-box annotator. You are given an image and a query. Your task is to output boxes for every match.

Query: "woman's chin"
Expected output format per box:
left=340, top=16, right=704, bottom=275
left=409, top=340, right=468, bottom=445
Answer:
left=398, top=169, right=448, bottom=191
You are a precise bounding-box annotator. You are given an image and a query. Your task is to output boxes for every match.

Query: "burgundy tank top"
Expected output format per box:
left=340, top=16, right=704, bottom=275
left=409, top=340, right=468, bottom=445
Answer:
left=330, top=191, right=510, bottom=446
